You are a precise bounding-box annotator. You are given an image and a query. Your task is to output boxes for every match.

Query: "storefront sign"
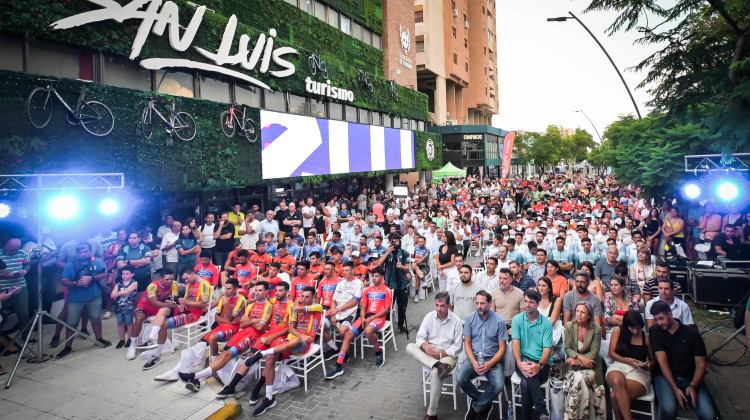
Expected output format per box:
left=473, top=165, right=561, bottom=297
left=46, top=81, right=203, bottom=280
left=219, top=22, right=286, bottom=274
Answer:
left=463, top=134, right=482, bottom=140
left=305, top=78, right=354, bottom=102
left=51, top=0, right=298, bottom=91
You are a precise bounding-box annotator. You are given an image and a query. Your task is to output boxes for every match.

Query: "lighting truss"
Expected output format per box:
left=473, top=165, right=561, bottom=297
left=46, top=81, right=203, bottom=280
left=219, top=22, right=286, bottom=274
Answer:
left=684, top=154, right=750, bottom=173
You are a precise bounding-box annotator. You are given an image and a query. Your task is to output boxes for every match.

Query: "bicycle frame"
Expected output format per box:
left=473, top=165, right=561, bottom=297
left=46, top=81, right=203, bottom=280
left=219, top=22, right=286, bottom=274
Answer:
left=146, top=100, right=176, bottom=129
left=44, top=85, right=85, bottom=117
left=230, top=105, right=247, bottom=129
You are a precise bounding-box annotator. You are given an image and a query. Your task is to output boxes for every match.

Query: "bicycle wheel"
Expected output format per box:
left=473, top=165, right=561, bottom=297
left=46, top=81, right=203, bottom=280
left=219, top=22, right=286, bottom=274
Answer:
left=80, top=101, right=114, bottom=136
left=243, top=118, right=257, bottom=143
left=308, top=56, right=317, bottom=76
left=27, top=87, right=53, bottom=128
left=320, top=61, right=328, bottom=79
left=141, top=107, right=155, bottom=139
left=172, top=112, right=196, bottom=141
left=220, top=110, right=235, bottom=138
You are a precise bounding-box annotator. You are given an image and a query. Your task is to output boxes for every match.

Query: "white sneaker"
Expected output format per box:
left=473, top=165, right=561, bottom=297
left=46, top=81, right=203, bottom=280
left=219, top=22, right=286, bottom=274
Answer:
left=414, top=295, right=419, bottom=303
left=102, top=311, right=112, bottom=320
left=154, top=370, right=179, bottom=382
left=127, top=346, right=136, bottom=360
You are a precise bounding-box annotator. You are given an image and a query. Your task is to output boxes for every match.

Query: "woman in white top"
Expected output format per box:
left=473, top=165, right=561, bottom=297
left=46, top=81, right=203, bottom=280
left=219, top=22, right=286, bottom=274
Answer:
left=537, top=276, right=563, bottom=345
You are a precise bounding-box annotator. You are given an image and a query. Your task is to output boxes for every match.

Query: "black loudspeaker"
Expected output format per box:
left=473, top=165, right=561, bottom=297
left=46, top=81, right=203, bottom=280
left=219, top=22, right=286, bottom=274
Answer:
left=688, top=264, right=750, bottom=306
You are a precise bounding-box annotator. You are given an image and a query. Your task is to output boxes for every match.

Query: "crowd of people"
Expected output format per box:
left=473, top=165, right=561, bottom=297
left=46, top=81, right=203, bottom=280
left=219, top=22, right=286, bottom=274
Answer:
left=0, top=171, right=744, bottom=419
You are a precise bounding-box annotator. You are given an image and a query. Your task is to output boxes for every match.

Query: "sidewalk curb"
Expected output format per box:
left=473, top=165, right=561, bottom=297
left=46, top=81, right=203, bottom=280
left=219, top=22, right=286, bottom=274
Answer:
left=205, top=377, right=243, bottom=420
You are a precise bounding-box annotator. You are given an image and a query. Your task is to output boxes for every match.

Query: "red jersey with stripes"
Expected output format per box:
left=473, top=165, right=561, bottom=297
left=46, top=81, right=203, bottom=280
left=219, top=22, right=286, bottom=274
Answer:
left=194, top=263, right=220, bottom=286
left=268, top=298, right=293, bottom=330
left=243, top=298, right=273, bottom=327
left=290, top=275, right=316, bottom=303
left=362, top=284, right=392, bottom=315
left=183, top=279, right=212, bottom=315
left=141, top=280, right=179, bottom=305
left=287, top=304, right=323, bottom=340
left=216, top=293, right=247, bottom=319
left=263, top=276, right=283, bottom=300
left=316, top=277, right=342, bottom=307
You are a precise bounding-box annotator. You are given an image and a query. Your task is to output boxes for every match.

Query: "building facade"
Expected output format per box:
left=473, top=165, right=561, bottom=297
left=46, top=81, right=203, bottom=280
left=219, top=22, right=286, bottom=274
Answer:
left=413, top=0, right=499, bottom=127
left=430, top=125, right=504, bottom=177
left=0, top=0, right=443, bottom=221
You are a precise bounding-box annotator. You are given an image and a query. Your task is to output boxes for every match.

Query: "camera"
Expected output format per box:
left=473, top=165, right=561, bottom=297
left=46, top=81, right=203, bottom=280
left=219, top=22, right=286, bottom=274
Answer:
left=391, top=243, right=401, bottom=252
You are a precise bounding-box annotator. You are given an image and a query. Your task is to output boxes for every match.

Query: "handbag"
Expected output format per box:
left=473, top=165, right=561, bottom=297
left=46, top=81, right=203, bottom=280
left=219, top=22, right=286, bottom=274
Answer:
left=273, top=363, right=300, bottom=394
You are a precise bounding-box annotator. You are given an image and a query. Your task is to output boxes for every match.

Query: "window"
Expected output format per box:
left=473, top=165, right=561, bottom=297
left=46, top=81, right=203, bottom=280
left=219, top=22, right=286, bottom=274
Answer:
left=102, top=55, right=150, bottom=91
left=372, top=112, right=381, bottom=126
left=155, top=70, right=194, bottom=97
left=488, top=30, right=494, bottom=42
left=28, top=40, right=88, bottom=80
left=344, top=105, right=357, bottom=122
left=327, top=8, right=339, bottom=28
left=298, top=0, right=311, bottom=13
left=358, top=108, right=370, bottom=124
left=465, top=62, right=469, bottom=72
left=313, top=1, right=326, bottom=20
left=200, top=75, right=230, bottom=103
left=372, top=33, right=381, bottom=50
left=383, top=115, right=392, bottom=128
left=340, top=16, right=351, bottom=35
left=264, top=89, right=286, bottom=112
left=329, top=102, right=343, bottom=120
left=410, top=120, right=417, bottom=130
left=288, top=94, right=307, bottom=115
left=393, top=116, right=401, bottom=128
left=402, top=119, right=410, bottom=129
left=235, top=84, right=261, bottom=108
left=415, top=11, right=423, bottom=23
left=352, top=22, right=363, bottom=41
left=418, top=121, right=425, bottom=131
left=452, top=27, right=456, bottom=38
left=453, top=53, right=457, bottom=64
left=0, top=34, right=23, bottom=72
left=310, top=97, right=326, bottom=118
left=416, top=39, right=425, bottom=52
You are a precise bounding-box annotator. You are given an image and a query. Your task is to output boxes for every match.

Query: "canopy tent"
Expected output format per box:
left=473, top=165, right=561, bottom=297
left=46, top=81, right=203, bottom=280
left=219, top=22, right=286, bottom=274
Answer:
left=431, top=162, right=466, bottom=182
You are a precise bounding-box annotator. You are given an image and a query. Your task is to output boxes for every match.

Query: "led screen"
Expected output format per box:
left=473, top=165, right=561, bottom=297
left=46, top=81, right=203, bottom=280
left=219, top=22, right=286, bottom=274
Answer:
left=260, top=110, right=415, bottom=179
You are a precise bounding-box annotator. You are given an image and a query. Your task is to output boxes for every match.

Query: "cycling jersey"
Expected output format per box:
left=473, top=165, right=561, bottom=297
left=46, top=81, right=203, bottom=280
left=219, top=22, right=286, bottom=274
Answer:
left=317, top=277, right=342, bottom=307
left=235, top=263, right=258, bottom=286
left=244, top=299, right=273, bottom=327
left=287, top=304, right=323, bottom=340
left=353, top=264, right=370, bottom=283
left=216, top=293, right=247, bottom=319
left=249, top=251, right=272, bottom=273
left=183, top=279, right=211, bottom=316
left=362, top=284, right=392, bottom=315
left=194, top=263, right=220, bottom=286
left=273, top=255, right=296, bottom=273
left=290, top=275, right=316, bottom=303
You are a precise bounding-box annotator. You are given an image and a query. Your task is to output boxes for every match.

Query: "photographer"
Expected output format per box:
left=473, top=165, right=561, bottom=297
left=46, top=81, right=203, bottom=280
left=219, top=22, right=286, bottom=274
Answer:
left=376, top=233, right=410, bottom=334
left=56, top=242, right=111, bottom=359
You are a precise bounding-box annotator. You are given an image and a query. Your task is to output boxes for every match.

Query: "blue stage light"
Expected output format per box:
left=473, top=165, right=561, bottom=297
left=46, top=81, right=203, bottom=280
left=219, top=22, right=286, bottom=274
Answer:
left=99, top=198, right=120, bottom=215
left=0, top=203, right=10, bottom=218
left=716, top=181, right=739, bottom=202
left=47, top=194, right=81, bottom=221
left=683, top=183, right=701, bottom=200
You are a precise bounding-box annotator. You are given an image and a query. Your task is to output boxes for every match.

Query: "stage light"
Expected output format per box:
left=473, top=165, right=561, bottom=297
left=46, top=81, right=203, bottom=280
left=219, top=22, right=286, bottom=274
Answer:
left=99, top=198, right=120, bottom=215
left=716, top=181, right=739, bottom=202
left=0, top=203, right=10, bottom=218
left=47, top=194, right=81, bottom=221
left=683, top=183, right=701, bottom=200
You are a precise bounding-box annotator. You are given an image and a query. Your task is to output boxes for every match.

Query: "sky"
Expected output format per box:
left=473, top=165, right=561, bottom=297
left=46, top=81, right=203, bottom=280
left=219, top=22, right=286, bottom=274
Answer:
left=492, top=0, right=659, bottom=139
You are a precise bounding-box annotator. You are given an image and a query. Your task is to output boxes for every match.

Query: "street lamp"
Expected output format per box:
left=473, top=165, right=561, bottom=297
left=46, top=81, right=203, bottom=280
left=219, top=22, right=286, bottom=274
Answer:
left=574, top=109, right=603, bottom=143
left=547, top=12, right=642, bottom=120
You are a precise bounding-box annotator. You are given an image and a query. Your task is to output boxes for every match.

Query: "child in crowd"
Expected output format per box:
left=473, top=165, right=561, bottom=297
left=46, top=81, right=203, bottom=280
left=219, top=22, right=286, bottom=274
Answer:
left=111, top=265, right=138, bottom=349
left=264, top=232, right=278, bottom=257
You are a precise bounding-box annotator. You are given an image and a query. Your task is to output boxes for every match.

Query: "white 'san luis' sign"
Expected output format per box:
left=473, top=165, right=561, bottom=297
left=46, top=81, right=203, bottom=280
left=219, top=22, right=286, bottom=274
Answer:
left=51, top=0, right=298, bottom=90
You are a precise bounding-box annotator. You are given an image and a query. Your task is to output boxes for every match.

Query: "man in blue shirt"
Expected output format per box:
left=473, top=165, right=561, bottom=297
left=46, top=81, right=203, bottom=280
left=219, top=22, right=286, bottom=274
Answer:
left=56, top=242, right=111, bottom=359
left=324, top=231, right=345, bottom=256
left=574, top=237, right=599, bottom=268
left=284, top=235, right=301, bottom=259
left=512, top=290, right=553, bottom=420
left=303, top=234, right=324, bottom=260
left=258, top=210, right=280, bottom=242
left=368, top=235, right=388, bottom=256
left=549, top=236, right=574, bottom=277
left=458, top=290, right=509, bottom=420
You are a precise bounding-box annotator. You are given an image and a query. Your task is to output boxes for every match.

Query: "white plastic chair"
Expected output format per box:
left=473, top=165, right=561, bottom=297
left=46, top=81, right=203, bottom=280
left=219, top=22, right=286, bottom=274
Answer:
left=172, top=288, right=214, bottom=349
left=510, top=371, right=551, bottom=415
left=359, top=299, right=398, bottom=362
left=422, top=365, right=458, bottom=411
left=284, top=316, right=327, bottom=391
left=422, top=273, right=437, bottom=294
left=465, top=374, right=510, bottom=420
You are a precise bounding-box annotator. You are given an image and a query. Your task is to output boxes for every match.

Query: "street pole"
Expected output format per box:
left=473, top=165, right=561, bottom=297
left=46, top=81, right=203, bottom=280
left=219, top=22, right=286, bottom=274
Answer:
left=574, top=109, right=603, bottom=143
left=548, top=12, right=643, bottom=120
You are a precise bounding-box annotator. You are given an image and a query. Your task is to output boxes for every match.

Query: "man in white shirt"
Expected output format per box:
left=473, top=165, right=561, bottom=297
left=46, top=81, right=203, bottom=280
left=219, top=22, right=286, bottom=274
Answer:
left=199, top=213, right=217, bottom=252
left=239, top=214, right=260, bottom=250
left=407, top=292, right=463, bottom=420
left=645, top=278, right=694, bottom=329
left=301, top=197, right=316, bottom=237
left=155, top=214, right=174, bottom=244
left=474, top=256, right=499, bottom=292
left=159, top=220, right=181, bottom=273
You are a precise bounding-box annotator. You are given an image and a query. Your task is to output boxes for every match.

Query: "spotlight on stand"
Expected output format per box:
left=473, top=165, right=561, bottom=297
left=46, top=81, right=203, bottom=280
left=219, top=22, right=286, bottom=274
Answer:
left=47, top=193, right=81, bottom=222
left=98, top=198, right=120, bottom=215
left=0, top=203, right=10, bottom=218
left=682, top=183, right=701, bottom=200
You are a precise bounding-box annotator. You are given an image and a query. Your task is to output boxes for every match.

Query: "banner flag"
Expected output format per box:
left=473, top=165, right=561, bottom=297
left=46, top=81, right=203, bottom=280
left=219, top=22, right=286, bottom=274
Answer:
left=500, top=131, right=516, bottom=184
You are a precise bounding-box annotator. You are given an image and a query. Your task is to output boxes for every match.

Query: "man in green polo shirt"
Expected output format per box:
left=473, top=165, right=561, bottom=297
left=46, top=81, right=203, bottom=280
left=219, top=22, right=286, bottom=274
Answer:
left=511, top=290, right=553, bottom=420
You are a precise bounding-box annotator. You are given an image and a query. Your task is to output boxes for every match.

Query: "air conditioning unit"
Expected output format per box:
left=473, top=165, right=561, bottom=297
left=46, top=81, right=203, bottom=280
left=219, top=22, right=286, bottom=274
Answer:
left=453, top=9, right=459, bottom=17
left=464, top=21, right=470, bottom=28
left=446, top=119, right=458, bottom=126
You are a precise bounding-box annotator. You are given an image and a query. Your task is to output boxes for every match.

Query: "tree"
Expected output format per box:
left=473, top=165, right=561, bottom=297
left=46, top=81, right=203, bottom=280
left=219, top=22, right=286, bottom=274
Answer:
left=585, top=0, right=750, bottom=152
left=528, top=126, right=564, bottom=172
left=562, top=128, right=596, bottom=167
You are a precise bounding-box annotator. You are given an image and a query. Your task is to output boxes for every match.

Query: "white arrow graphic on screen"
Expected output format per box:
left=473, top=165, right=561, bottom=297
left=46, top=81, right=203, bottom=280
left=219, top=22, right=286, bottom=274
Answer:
left=261, top=110, right=323, bottom=179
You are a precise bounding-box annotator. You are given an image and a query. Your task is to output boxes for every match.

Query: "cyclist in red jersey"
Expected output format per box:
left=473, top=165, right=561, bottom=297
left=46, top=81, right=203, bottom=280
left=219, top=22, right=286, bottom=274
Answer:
left=153, top=278, right=246, bottom=382
left=219, top=240, right=243, bottom=286
left=317, top=261, right=342, bottom=309
left=326, top=266, right=391, bottom=380
left=179, top=281, right=272, bottom=392
left=241, top=286, right=323, bottom=416
left=127, top=269, right=180, bottom=360
left=194, top=250, right=220, bottom=287
left=307, top=252, right=325, bottom=281
left=233, top=249, right=259, bottom=296
left=142, top=268, right=211, bottom=370
left=261, top=262, right=283, bottom=300
left=290, top=260, right=315, bottom=303
left=249, top=241, right=272, bottom=276
left=273, top=244, right=297, bottom=278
